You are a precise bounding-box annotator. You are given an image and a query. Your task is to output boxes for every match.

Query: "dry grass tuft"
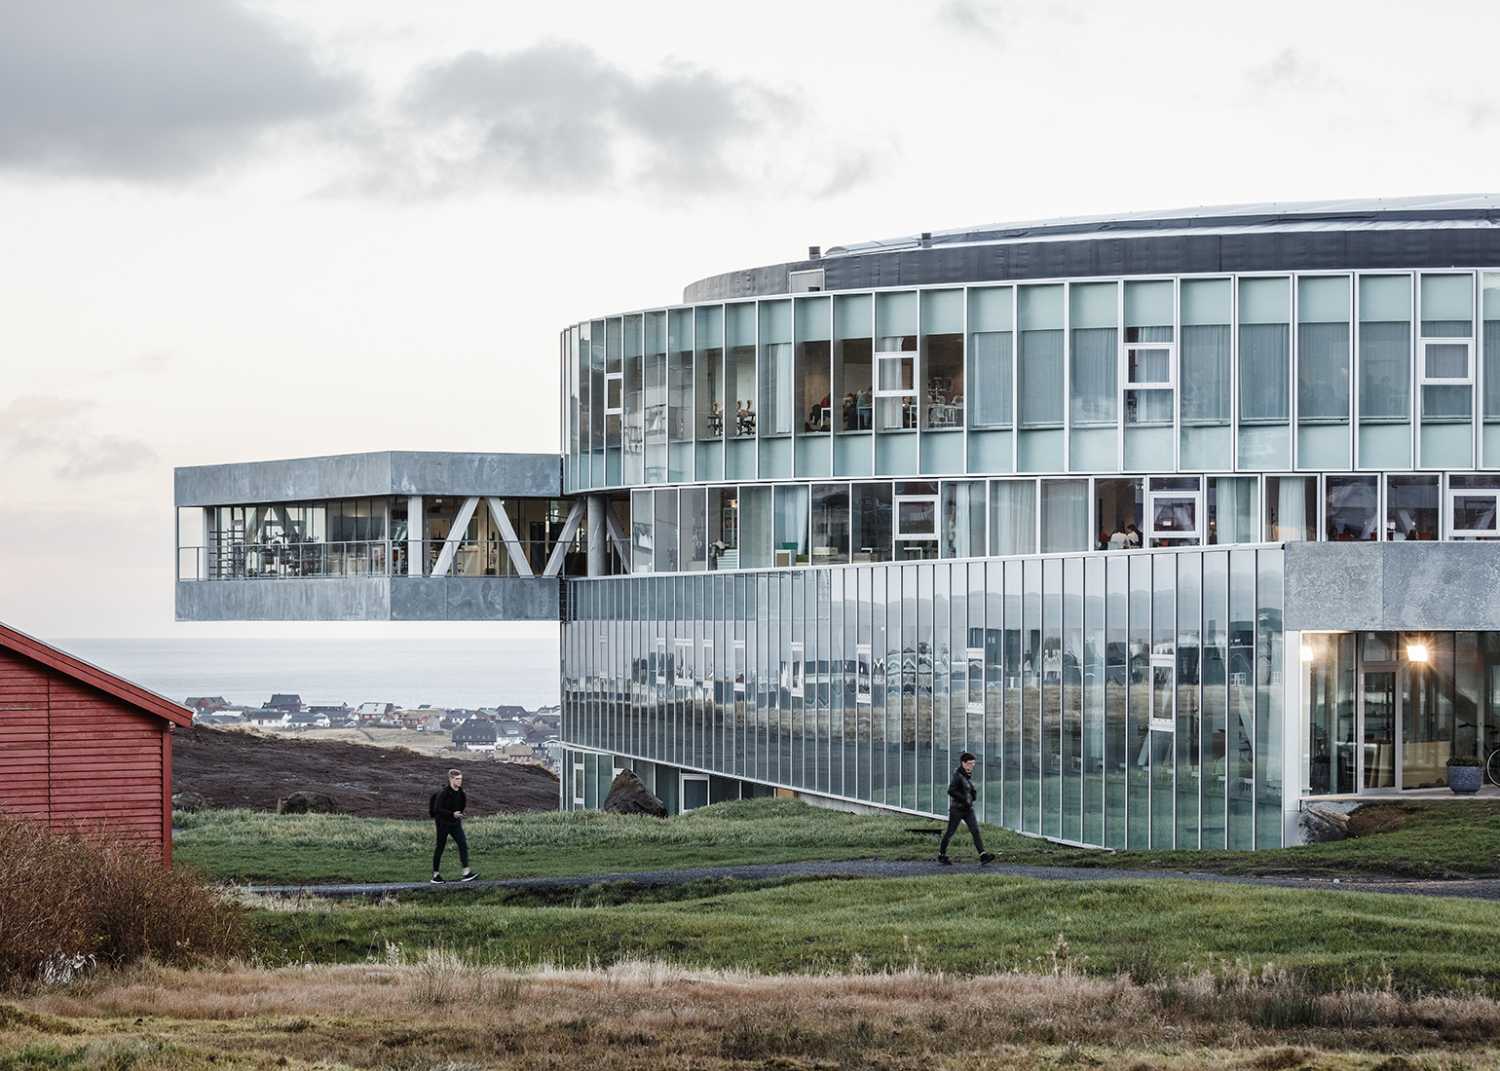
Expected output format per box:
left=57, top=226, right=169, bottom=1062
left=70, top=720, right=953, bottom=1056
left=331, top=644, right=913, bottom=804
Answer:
left=0, top=816, right=247, bottom=992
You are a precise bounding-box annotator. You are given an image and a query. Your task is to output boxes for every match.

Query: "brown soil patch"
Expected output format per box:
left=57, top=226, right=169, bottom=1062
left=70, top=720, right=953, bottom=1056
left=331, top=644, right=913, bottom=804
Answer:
left=173, top=726, right=557, bottom=817
left=1345, top=804, right=1413, bottom=838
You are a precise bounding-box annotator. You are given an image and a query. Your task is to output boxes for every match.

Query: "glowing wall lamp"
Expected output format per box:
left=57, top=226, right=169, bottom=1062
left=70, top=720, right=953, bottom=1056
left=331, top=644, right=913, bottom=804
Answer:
left=1406, top=641, right=1430, bottom=664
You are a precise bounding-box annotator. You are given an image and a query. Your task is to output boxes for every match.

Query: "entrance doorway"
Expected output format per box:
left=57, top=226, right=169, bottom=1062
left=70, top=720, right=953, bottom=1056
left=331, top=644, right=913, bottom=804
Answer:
left=1358, top=665, right=1398, bottom=790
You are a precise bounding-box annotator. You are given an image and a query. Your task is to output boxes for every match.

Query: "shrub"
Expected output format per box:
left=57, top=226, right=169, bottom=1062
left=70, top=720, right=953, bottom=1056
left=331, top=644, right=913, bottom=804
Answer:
left=1446, top=755, right=1484, bottom=768
left=0, top=816, right=247, bottom=990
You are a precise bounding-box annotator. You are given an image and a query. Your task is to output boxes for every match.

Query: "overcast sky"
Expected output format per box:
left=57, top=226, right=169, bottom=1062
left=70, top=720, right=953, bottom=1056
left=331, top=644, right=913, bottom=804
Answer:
left=2, top=0, right=1499, bottom=641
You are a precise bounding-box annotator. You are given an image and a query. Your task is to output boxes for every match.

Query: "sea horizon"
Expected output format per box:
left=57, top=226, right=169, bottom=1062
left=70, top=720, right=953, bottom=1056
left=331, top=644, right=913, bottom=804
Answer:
left=51, top=636, right=560, bottom=711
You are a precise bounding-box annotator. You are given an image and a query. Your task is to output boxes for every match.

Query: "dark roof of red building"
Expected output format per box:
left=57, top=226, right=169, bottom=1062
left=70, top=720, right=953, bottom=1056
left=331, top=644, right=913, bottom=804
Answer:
left=0, top=623, right=192, bottom=728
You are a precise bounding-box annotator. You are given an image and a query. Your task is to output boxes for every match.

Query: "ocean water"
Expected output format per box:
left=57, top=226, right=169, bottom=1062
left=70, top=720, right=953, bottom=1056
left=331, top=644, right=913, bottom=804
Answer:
left=55, top=637, right=560, bottom=711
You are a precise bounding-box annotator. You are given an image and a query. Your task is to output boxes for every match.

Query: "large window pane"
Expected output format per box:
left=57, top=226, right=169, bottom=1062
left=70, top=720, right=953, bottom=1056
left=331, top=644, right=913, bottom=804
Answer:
left=694, top=306, right=724, bottom=441
left=1264, top=476, right=1317, bottom=542
left=1385, top=474, right=1438, bottom=541
left=654, top=489, right=679, bottom=572
left=727, top=304, right=757, bottom=440
left=795, top=297, right=833, bottom=435
left=1358, top=275, right=1412, bottom=421
left=940, top=480, right=986, bottom=558
left=989, top=479, right=1037, bottom=556
left=1040, top=479, right=1089, bottom=553
left=922, top=289, right=965, bottom=429
left=680, top=486, right=708, bottom=571
left=1297, top=275, right=1351, bottom=420
left=811, top=483, right=850, bottom=565
left=759, top=301, right=793, bottom=438
left=852, top=482, right=893, bottom=563
left=1324, top=475, right=1377, bottom=541
left=773, top=483, right=810, bottom=566
left=1069, top=282, right=1117, bottom=427
left=1238, top=277, right=1291, bottom=424
left=1124, top=279, right=1174, bottom=427
left=969, top=287, right=1013, bottom=428
left=834, top=294, right=873, bottom=432
left=1019, top=285, right=1064, bottom=427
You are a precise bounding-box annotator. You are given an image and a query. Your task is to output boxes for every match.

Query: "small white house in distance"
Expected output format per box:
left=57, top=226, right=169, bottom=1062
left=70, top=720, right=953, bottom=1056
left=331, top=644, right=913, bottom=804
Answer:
left=247, top=710, right=289, bottom=729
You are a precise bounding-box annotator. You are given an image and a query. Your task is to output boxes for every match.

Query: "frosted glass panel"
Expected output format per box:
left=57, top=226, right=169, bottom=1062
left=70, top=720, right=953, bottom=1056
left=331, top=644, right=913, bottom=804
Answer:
left=921, top=289, right=964, bottom=334
left=1070, top=282, right=1116, bottom=329
left=1125, top=280, right=1173, bottom=327
left=875, top=291, right=917, bottom=338
left=1298, top=275, right=1349, bottom=323
left=1181, top=278, right=1230, bottom=325
left=969, top=287, right=1013, bottom=332
left=1239, top=277, right=1289, bottom=324
left=1421, top=274, right=1473, bottom=325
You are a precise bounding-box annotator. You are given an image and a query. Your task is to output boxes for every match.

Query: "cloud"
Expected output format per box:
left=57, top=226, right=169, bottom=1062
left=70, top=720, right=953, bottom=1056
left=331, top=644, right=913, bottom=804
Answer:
left=1244, top=48, right=1336, bottom=96
left=0, top=395, right=157, bottom=479
left=344, top=42, right=853, bottom=201
left=937, top=0, right=1005, bottom=42
left=0, top=0, right=361, bottom=181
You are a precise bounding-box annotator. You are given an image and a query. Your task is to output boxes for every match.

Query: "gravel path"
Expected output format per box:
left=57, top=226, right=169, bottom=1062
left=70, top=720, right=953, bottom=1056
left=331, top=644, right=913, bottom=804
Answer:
left=241, top=859, right=1500, bottom=902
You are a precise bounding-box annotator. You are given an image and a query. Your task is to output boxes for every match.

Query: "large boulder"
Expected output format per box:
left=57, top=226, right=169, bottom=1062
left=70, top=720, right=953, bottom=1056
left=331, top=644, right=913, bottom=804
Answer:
left=601, top=769, right=667, bottom=818
left=277, top=791, right=338, bottom=815
left=1298, top=802, right=1352, bottom=843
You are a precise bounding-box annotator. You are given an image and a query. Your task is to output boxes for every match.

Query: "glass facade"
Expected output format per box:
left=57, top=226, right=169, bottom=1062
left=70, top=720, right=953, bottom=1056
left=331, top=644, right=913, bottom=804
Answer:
left=562, top=545, right=1288, bottom=848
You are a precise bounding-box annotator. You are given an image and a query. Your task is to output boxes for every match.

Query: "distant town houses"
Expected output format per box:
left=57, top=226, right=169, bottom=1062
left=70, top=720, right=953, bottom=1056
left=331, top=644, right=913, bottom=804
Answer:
left=451, top=718, right=499, bottom=751
left=182, top=691, right=561, bottom=770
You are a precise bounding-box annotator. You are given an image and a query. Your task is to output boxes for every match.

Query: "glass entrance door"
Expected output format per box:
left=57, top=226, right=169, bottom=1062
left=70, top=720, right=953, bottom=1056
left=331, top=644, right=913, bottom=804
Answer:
left=1359, top=668, right=1399, bottom=790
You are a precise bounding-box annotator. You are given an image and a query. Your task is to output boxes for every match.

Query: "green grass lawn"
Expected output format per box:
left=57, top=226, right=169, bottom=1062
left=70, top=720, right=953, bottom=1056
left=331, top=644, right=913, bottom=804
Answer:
left=246, top=872, right=1500, bottom=996
left=176, top=796, right=1500, bottom=884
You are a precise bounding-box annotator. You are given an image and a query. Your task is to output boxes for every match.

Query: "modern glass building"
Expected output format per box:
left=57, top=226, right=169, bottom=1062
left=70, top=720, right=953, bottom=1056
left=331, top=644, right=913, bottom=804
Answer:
left=176, top=198, right=1500, bottom=848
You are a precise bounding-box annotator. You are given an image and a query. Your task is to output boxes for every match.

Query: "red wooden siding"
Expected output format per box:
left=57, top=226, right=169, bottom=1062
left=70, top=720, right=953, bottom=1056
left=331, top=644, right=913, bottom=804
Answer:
left=0, top=647, right=172, bottom=864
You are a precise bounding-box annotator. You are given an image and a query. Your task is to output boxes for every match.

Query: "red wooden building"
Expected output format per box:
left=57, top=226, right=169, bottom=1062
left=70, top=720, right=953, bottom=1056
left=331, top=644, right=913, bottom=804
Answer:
left=0, top=623, right=191, bottom=865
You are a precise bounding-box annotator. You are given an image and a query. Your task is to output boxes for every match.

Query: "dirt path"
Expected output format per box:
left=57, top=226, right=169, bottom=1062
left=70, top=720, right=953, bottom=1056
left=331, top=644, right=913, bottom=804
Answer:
left=241, top=858, right=1500, bottom=901
left=174, top=726, right=558, bottom=816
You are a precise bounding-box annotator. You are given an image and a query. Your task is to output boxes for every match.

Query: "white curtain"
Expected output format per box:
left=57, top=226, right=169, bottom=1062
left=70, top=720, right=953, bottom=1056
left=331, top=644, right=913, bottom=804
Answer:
left=1297, top=322, right=1350, bottom=420
left=1210, top=478, right=1257, bottom=545
left=1238, top=324, right=1290, bottom=423
left=1019, top=329, right=1064, bottom=427
left=1272, top=478, right=1312, bottom=542
left=989, top=481, right=1036, bottom=555
left=1357, top=321, right=1410, bottom=420
left=971, top=331, right=1013, bottom=427
left=1041, top=480, right=1089, bottom=553
left=761, top=343, right=793, bottom=435
left=1180, top=325, right=1231, bottom=423
left=1069, top=327, right=1117, bottom=425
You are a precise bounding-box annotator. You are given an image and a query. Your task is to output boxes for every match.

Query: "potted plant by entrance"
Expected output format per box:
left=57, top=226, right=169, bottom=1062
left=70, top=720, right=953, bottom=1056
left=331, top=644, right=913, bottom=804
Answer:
left=1447, top=755, right=1484, bottom=795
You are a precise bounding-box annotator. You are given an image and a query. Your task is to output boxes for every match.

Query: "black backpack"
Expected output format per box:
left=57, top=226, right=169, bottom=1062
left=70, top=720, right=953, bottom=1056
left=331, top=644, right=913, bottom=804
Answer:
left=428, top=791, right=439, bottom=819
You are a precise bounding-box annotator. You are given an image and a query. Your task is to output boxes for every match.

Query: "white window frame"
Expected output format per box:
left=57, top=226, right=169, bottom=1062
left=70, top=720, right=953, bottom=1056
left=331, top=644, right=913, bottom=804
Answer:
left=893, top=494, right=939, bottom=541
left=855, top=642, right=872, bottom=705
left=654, top=637, right=667, bottom=686
left=674, top=637, right=693, bottom=685
left=1122, top=340, right=1176, bottom=389
left=1447, top=487, right=1500, bottom=538
left=789, top=640, right=805, bottom=698
left=1418, top=337, right=1473, bottom=387
left=733, top=639, right=746, bottom=696
left=1147, top=490, right=1201, bottom=542
left=604, top=370, right=624, bottom=415
left=874, top=350, right=917, bottom=399
left=679, top=772, right=710, bottom=812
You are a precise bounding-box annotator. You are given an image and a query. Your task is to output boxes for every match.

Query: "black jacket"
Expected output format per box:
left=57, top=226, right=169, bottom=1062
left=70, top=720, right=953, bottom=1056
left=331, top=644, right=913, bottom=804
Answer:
left=434, top=785, right=467, bottom=824
left=946, top=766, right=977, bottom=814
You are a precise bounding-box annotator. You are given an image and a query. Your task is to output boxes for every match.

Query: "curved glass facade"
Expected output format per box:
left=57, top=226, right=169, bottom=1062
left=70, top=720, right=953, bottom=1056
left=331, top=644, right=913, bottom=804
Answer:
left=558, top=212, right=1500, bottom=846
left=566, top=272, right=1500, bottom=527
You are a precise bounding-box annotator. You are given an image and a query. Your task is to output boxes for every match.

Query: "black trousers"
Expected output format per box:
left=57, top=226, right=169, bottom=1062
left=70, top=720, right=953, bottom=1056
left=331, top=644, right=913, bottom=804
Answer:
left=433, top=821, right=469, bottom=872
left=939, top=808, right=985, bottom=856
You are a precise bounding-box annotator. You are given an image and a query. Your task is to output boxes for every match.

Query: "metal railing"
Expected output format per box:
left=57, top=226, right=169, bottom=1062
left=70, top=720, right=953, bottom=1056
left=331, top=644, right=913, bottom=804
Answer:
left=178, top=537, right=583, bottom=580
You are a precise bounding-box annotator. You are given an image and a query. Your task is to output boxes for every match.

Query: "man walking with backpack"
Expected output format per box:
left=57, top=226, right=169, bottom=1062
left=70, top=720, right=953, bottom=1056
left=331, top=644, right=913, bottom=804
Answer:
left=939, top=752, right=996, bottom=866
left=430, top=768, right=477, bottom=883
